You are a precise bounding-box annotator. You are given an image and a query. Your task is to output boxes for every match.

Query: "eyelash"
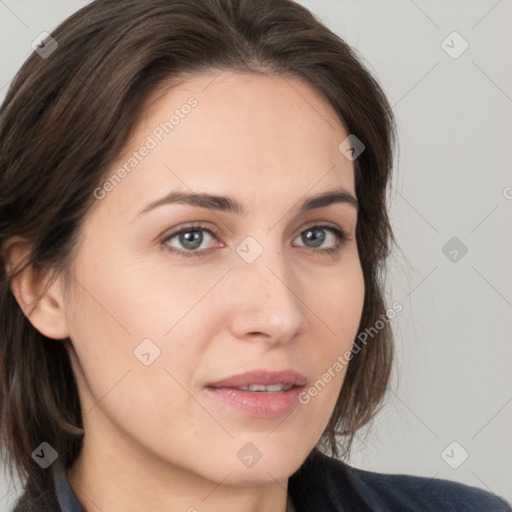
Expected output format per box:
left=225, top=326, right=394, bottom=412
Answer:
left=160, top=222, right=350, bottom=258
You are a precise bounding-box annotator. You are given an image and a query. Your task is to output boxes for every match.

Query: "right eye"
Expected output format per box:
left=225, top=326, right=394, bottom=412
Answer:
left=161, top=223, right=221, bottom=257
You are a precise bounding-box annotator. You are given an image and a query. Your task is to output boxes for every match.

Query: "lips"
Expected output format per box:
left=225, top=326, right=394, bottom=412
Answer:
left=204, top=369, right=308, bottom=418
left=205, top=369, right=307, bottom=389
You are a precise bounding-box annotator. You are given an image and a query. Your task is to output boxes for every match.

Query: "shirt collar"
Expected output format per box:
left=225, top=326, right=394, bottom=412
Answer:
left=52, top=461, right=86, bottom=512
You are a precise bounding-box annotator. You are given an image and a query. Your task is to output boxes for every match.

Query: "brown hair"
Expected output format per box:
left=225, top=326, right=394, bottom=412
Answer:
left=0, top=0, right=397, bottom=504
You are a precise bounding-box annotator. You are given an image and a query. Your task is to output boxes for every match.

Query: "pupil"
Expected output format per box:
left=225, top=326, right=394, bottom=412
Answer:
left=180, top=230, right=203, bottom=249
left=303, top=228, right=325, bottom=247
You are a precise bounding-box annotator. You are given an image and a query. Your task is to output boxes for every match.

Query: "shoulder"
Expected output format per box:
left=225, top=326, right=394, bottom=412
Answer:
left=351, top=465, right=511, bottom=512
left=290, top=448, right=511, bottom=512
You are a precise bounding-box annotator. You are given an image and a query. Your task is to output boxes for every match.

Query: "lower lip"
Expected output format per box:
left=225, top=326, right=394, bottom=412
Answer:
left=205, top=386, right=305, bottom=418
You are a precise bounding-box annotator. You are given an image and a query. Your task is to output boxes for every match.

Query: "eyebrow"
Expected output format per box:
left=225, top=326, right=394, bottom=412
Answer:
left=135, top=186, right=358, bottom=218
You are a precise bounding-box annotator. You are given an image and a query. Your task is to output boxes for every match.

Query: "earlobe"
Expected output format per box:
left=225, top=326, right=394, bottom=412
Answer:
left=3, top=236, right=70, bottom=340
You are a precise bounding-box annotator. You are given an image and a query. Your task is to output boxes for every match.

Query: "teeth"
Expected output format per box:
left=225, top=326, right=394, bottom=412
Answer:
left=238, top=383, right=293, bottom=392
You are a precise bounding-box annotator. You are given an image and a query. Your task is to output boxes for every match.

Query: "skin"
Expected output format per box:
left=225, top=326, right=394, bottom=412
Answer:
left=7, top=71, right=365, bottom=512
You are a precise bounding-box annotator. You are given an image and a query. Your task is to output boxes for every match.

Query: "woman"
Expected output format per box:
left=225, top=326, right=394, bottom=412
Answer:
left=0, top=1, right=509, bottom=511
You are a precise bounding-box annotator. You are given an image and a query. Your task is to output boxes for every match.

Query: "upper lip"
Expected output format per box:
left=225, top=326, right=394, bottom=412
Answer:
left=206, top=369, right=307, bottom=388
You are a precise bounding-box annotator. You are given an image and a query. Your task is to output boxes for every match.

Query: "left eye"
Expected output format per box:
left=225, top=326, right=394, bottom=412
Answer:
left=293, top=225, right=347, bottom=251
left=161, top=223, right=348, bottom=257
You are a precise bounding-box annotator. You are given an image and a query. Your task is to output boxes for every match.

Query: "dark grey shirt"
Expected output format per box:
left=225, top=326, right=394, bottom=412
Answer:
left=12, top=448, right=512, bottom=511
left=53, top=463, right=83, bottom=512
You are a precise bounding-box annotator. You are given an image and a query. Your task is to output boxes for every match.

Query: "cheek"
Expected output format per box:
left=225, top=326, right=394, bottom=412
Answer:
left=65, top=281, right=201, bottom=444
left=64, top=286, right=137, bottom=414
left=113, top=253, right=231, bottom=339
left=296, top=260, right=365, bottom=411
left=65, top=253, right=212, bottom=404
left=309, top=259, right=365, bottom=343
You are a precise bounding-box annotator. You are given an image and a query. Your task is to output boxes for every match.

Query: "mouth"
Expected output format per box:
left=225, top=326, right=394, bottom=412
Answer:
left=234, top=383, right=295, bottom=392
left=205, top=368, right=307, bottom=389
left=204, top=369, right=307, bottom=418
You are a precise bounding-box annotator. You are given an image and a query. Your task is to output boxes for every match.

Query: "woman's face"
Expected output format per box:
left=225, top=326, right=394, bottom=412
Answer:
left=61, top=70, right=365, bottom=486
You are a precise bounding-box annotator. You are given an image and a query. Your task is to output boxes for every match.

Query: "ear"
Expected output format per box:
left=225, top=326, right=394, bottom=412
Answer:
left=3, top=236, right=70, bottom=340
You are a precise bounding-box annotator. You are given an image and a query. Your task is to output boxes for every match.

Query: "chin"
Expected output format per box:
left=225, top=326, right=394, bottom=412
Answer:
left=221, top=462, right=300, bottom=487
left=210, top=441, right=311, bottom=486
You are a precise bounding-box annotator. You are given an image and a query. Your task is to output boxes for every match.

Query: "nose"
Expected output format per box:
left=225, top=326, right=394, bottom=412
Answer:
left=226, top=244, right=307, bottom=345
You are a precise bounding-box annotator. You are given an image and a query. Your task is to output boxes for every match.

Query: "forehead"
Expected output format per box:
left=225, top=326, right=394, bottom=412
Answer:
left=92, top=70, right=355, bottom=218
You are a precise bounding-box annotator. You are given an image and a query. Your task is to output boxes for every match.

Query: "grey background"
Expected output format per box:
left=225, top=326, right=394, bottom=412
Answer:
left=1, top=0, right=511, bottom=509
